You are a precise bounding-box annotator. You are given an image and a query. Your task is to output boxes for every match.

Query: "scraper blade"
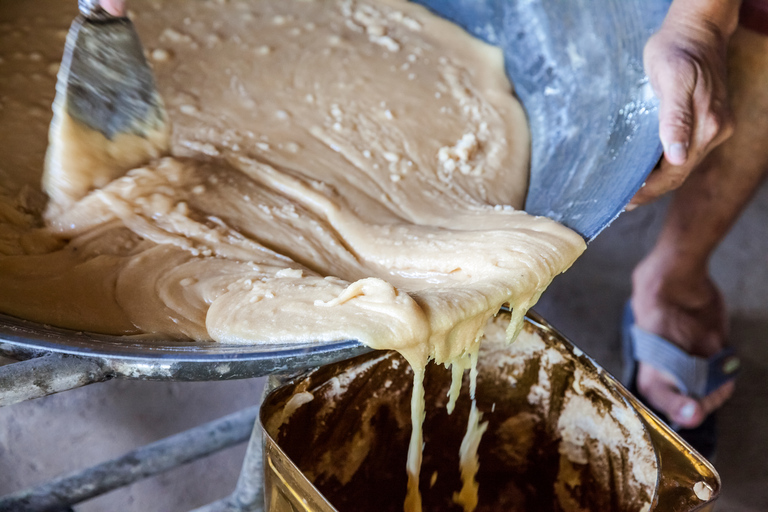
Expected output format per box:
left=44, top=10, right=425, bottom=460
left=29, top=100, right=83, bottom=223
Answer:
left=44, top=1, right=169, bottom=218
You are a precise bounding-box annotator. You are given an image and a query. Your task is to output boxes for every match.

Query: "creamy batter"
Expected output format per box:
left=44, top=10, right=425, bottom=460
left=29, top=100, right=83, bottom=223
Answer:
left=0, top=0, right=586, bottom=510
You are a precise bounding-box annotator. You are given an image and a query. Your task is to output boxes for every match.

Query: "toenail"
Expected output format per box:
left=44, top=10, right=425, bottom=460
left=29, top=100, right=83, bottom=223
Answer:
left=680, top=402, right=696, bottom=420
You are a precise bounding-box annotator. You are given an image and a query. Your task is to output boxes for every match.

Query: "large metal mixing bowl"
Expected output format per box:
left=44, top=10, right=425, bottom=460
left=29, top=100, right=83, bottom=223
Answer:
left=415, top=0, right=667, bottom=239
left=0, top=0, right=668, bottom=379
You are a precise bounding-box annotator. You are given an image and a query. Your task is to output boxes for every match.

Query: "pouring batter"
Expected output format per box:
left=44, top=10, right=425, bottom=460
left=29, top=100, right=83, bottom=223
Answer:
left=0, top=1, right=585, bottom=509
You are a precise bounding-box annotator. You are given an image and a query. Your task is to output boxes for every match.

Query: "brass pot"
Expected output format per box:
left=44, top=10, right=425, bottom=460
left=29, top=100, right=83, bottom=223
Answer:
left=260, top=311, right=719, bottom=512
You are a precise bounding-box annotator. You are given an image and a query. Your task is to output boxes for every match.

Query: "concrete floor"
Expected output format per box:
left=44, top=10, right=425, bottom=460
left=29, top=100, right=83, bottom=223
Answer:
left=0, top=182, right=766, bottom=511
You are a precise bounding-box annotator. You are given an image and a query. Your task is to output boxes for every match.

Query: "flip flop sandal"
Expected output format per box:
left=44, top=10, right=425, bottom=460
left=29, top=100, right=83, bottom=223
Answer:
left=621, top=301, right=741, bottom=460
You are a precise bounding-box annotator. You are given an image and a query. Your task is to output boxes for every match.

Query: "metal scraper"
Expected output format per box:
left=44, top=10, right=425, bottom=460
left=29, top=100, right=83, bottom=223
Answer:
left=44, top=0, right=169, bottom=217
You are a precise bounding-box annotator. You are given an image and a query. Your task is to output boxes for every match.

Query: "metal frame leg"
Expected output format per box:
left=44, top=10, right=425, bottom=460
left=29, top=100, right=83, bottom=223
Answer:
left=190, top=413, right=264, bottom=512
left=0, top=354, right=300, bottom=512
left=0, top=353, right=110, bottom=407
left=0, top=406, right=259, bottom=511
left=191, top=374, right=294, bottom=512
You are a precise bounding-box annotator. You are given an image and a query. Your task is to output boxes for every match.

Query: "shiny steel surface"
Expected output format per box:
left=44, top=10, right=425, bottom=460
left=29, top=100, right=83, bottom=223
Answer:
left=0, top=313, right=368, bottom=380
left=0, top=0, right=670, bottom=378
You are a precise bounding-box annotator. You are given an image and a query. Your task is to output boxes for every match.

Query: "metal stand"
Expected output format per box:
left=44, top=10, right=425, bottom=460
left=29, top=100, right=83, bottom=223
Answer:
left=0, top=354, right=110, bottom=407
left=0, top=353, right=294, bottom=512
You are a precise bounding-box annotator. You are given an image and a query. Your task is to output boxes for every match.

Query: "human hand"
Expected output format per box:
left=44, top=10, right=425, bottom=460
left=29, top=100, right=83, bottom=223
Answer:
left=630, top=6, right=737, bottom=207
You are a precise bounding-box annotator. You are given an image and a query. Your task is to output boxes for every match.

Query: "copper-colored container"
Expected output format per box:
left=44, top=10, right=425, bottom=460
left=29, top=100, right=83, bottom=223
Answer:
left=260, top=311, right=719, bottom=512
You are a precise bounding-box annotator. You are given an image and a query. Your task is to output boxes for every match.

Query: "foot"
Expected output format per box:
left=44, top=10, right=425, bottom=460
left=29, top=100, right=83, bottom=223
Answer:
left=631, top=254, right=735, bottom=429
left=99, top=0, right=126, bottom=17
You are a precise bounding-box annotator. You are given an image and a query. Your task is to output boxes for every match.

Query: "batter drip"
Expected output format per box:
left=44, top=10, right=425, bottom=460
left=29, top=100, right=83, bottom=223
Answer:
left=0, top=1, right=586, bottom=510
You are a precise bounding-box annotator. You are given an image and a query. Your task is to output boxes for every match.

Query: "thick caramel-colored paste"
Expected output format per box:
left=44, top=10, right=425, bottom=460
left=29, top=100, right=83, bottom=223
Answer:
left=0, top=1, right=586, bottom=510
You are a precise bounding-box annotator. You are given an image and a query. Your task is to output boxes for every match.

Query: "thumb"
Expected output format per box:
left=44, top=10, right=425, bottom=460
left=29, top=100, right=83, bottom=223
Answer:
left=657, top=79, right=695, bottom=166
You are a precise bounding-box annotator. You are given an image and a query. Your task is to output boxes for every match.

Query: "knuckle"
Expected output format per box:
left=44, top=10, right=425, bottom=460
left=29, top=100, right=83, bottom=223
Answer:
left=662, top=108, right=694, bottom=131
left=666, top=50, right=699, bottom=83
left=719, top=112, right=735, bottom=140
left=702, top=112, right=722, bottom=141
left=723, top=121, right=735, bottom=140
left=647, top=49, right=698, bottom=97
left=701, top=107, right=734, bottom=144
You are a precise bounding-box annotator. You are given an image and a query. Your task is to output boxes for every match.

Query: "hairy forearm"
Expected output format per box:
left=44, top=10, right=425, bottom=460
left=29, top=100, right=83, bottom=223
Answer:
left=654, top=158, right=751, bottom=276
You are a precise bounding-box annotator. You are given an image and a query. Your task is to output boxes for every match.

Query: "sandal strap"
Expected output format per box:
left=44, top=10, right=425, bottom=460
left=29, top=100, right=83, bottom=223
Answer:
left=630, top=324, right=740, bottom=397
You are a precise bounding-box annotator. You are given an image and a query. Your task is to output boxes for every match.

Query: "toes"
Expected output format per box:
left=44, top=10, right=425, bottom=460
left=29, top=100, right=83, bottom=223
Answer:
left=100, top=0, right=126, bottom=17
left=637, top=363, right=703, bottom=427
left=637, top=362, right=735, bottom=429
left=699, top=380, right=735, bottom=416
left=670, top=397, right=706, bottom=428
left=648, top=380, right=706, bottom=428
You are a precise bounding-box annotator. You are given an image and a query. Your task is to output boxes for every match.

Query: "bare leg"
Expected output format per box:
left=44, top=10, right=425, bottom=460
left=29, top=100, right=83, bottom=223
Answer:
left=631, top=27, right=768, bottom=428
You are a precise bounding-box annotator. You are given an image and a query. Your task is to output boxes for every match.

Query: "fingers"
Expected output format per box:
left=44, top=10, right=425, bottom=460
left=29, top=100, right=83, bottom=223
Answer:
left=637, top=362, right=735, bottom=429
left=100, top=0, right=126, bottom=17
left=655, top=60, right=696, bottom=167
left=630, top=159, right=689, bottom=207
left=637, top=363, right=704, bottom=427
left=630, top=49, right=698, bottom=206
left=630, top=28, right=734, bottom=208
left=699, top=380, right=735, bottom=416
left=670, top=380, right=734, bottom=428
left=631, top=90, right=733, bottom=208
